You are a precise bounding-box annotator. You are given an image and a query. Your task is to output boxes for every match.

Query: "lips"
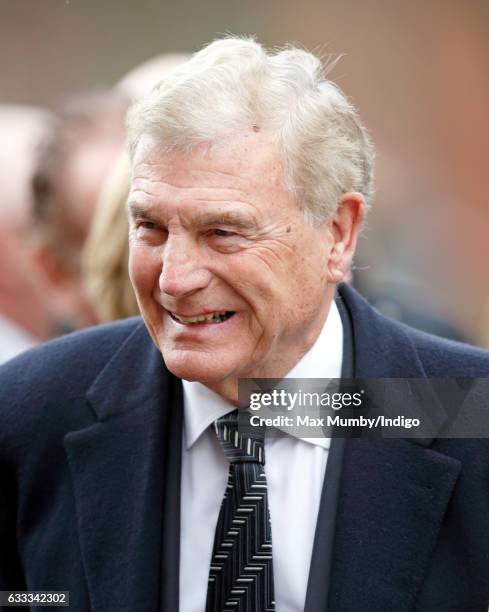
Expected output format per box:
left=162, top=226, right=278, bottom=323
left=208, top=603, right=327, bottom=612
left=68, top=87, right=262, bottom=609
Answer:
left=168, top=310, right=235, bottom=325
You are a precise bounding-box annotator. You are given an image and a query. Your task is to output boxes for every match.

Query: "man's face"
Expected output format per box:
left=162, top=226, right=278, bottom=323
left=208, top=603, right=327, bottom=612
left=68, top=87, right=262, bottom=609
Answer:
left=128, top=131, right=337, bottom=400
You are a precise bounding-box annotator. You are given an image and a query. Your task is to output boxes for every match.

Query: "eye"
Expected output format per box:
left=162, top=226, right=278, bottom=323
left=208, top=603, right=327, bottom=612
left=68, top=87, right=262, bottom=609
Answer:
left=138, top=221, right=157, bottom=230
left=206, top=228, right=243, bottom=253
left=213, top=229, right=237, bottom=237
left=132, top=220, right=167, bottom=244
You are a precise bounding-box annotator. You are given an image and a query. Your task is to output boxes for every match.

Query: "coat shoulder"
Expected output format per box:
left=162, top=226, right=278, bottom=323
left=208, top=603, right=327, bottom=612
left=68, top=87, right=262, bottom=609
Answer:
left=0, top=318, right=145, bottom=443
left=403, top=324, right=489, bottom=378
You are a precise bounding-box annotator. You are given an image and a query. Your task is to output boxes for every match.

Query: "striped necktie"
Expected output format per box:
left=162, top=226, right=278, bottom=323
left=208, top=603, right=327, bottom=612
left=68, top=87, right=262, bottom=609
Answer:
left=205, top=409, right=275, bottom=612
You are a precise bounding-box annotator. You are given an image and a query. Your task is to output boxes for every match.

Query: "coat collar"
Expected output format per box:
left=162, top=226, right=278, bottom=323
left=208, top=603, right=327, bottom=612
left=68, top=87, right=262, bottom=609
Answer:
left=322, top=284, right=462, bottom=611
left=64, top=321, right=182, bottom=612
left=338, top=282, right=427, bottom=378
left=85, top=321, right=168, bottom=421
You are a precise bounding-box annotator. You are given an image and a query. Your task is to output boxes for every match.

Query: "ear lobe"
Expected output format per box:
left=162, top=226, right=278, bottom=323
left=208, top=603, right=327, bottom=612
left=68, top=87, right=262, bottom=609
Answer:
left=327, top=250, right=347, bottom=284
left=326, top=191, right=366, bottom=285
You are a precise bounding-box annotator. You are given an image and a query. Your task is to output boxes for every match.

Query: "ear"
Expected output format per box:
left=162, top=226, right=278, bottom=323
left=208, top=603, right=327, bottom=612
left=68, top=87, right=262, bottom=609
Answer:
left=326, top=192, right=365, bottom=284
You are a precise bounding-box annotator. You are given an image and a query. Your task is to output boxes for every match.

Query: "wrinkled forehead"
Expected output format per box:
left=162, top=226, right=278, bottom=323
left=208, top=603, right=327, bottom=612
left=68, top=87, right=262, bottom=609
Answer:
left=130, top=130, right=286, bottom=187
left=128, top=131, right=303, bottom=225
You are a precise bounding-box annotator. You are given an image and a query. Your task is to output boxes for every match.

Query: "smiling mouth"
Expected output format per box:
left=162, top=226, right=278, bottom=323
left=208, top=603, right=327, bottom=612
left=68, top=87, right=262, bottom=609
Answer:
left=168, top=310, right=235, bottom=325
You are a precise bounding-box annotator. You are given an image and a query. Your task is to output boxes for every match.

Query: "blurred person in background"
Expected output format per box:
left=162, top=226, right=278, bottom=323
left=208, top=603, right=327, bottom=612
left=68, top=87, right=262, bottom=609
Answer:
left=30, top=90, right=128, bottom=332
left=82, top=154, right=139, bottom=321
left=83, top=54, right=188, bottom=322
left=0, top=105, right=58, bottom=363
left=115, top=53, right=189, bottom=101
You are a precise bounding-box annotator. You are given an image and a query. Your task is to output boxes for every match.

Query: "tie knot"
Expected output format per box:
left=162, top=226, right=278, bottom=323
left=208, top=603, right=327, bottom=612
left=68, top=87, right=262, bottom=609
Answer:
left=214, top=409, right=265, bottom=464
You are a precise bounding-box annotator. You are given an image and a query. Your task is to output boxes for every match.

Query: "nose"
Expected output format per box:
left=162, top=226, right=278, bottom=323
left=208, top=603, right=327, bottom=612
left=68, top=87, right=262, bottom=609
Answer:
left=159, top=233, right=211, bottom=298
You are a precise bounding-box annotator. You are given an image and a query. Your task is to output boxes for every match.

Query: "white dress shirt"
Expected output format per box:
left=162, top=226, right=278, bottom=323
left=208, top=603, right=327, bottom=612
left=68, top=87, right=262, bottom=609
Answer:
left=179, top=301, right=343, bottom=612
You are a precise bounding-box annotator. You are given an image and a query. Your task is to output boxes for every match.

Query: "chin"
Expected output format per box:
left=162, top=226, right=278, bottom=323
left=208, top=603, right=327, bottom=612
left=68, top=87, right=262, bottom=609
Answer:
left=161, top=348, right=233, bottom=385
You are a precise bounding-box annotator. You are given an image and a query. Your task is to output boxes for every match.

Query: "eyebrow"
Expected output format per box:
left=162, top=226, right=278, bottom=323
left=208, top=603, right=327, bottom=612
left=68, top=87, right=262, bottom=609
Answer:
left=127, top=203, right=158, bottom=221
left=128, top=202, right=258, bottom=231
left=193, top=211, right=258, bottom=231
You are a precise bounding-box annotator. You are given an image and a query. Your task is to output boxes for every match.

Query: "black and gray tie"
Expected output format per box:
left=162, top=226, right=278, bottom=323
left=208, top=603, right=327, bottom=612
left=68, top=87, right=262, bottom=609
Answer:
left=205, top=409, right=275, bottom=612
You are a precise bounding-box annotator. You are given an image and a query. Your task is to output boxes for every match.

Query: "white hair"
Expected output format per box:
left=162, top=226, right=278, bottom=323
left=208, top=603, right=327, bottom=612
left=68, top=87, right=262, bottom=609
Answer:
left=127, top=36, right=374, bottom=222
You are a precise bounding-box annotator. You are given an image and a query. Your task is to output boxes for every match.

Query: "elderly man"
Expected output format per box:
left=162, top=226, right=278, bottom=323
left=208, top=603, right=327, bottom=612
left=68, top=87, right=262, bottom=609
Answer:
left=1, top=38, right=489, bottom=612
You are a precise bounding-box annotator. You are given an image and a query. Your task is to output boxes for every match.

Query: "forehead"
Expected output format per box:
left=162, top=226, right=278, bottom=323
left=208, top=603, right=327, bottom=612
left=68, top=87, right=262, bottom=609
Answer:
left=129, top=131, right=287, bottom=204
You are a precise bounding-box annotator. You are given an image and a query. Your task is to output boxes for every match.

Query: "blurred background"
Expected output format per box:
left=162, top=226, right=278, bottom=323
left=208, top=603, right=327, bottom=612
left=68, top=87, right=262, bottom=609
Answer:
left=1, top=0, right=488, bottom=362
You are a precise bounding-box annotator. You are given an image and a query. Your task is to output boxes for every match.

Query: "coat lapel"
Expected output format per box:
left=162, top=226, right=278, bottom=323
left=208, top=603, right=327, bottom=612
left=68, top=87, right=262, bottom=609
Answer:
left=326, top=285, right=462, bottom=611
left=327, top=438, right=461, bottom=611
left=64, top=322, right=182, bottom=612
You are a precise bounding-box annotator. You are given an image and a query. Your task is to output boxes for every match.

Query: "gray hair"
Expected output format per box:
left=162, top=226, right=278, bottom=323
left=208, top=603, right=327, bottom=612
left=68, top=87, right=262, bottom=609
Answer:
left=127, top=36, right=374, bottom=222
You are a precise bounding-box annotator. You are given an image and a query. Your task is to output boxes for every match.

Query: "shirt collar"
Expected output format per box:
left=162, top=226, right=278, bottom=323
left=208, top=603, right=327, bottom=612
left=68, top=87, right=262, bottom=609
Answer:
left=182, top=300, right=343, bottom=450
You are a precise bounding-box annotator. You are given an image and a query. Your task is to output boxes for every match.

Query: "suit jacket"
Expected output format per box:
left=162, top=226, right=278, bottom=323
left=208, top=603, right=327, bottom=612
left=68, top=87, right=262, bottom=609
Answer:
left=1, top=283, right=489, bottom=611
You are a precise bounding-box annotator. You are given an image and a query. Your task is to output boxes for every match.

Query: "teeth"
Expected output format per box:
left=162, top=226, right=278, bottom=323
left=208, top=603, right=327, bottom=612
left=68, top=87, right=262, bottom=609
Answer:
left=172, top=311, right=230, bottom=324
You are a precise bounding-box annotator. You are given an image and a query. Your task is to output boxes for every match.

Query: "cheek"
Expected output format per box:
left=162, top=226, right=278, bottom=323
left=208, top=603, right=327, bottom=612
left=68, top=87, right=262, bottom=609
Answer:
left=286, top=249, right=329, bottom=317
left=129, top=244, right=161, bottom=296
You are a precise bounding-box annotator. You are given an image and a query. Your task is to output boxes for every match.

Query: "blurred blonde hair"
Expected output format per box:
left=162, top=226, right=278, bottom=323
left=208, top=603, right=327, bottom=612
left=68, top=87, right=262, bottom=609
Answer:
left=82, top=153, right=139, bottom=321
